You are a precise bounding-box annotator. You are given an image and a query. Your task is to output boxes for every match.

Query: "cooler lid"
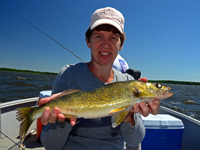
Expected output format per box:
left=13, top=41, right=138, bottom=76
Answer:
left=39, top=90, right=52, bottom=98
left=142, top=114, right=184, bottom=129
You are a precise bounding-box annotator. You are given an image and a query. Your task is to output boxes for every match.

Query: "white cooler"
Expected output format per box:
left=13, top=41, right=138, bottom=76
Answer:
left=141, top=114, right=184, bottom=150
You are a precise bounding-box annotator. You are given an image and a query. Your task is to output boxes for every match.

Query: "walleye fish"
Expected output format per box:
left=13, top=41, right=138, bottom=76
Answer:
left=16, top=80, right=173, bottom=142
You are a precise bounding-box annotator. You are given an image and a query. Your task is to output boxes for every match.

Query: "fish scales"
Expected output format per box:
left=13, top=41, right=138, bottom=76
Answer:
left=72, top=82, right=133, bottom=116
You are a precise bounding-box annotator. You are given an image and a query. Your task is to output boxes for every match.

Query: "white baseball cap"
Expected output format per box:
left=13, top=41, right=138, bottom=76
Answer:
left=89, top=7, right=125, bottom=33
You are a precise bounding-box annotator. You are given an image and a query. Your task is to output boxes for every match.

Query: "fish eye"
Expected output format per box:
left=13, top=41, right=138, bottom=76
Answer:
left=155, top=83, right=162, bottom=88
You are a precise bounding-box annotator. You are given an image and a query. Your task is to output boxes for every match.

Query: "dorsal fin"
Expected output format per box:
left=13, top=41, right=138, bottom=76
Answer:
left=51, top=89, right=80, bottom=100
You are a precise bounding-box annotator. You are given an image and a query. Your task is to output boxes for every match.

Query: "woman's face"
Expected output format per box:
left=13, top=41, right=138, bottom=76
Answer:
left=87, top=29, right=123, bottom=67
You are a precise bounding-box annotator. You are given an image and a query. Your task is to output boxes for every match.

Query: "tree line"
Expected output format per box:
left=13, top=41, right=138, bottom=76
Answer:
left=0, top=68, right=57, bottom=75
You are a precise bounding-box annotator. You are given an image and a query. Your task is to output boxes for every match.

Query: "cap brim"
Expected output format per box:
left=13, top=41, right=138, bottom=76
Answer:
left=90, top=19, right=123, bottom=33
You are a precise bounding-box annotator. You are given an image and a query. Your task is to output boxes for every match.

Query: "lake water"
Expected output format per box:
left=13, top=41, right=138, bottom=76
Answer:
left=0, top=71, right=55, bottom=102
left=1, top=71, right=200, bottom=121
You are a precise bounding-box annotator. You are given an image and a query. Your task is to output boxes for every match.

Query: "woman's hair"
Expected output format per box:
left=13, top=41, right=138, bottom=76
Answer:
left=85, top=24, right=126, bottom=46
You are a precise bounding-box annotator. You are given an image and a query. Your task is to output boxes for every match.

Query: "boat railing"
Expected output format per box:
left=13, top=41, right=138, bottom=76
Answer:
left=0, top=97, right=38, bottom=139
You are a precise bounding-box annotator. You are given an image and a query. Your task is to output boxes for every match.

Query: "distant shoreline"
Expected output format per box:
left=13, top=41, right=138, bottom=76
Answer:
left=1, top=67, right=200, bottom=85
left=148, top=80, right=200, bottom=86
left=0, top=67, right=57, bottom=75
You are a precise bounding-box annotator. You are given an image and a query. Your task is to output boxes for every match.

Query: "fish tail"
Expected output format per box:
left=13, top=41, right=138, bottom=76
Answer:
left=16, top=107, right=37, bottom=143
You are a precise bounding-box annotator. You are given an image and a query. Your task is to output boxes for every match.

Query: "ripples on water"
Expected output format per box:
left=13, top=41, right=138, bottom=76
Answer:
left=0, top=71, right=56, bottom=102
left=161, top=83, right=200, bottom=121
left=0, top=71, right=200, bottom=121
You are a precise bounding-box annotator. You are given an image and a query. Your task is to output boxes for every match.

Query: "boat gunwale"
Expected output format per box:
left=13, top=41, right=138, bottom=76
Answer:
left=0, top=97, right=38, bottom=109
left=160, top=106, right=200, bottom=125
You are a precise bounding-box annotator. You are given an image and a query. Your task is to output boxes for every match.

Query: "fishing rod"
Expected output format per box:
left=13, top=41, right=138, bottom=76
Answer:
left=0, top=14, right=85, bottom=149
left=0, top=130, right=23, bottom=149
left=15, top=14, right=86, bottom=63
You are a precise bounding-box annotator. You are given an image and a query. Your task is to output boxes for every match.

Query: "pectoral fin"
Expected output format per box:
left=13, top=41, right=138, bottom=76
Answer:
left=110, top=106, right=132, bottom=128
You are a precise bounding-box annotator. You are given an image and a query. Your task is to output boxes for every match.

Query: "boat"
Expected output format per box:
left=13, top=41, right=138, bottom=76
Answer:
left=0, top=91, right=200, bottom=150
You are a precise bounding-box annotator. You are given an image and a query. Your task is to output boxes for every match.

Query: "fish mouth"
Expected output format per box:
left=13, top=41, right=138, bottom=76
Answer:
left=158, top=90, right=173, bottom=100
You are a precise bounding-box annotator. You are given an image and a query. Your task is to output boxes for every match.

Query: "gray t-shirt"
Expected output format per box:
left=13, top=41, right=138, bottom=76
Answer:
left=41, top=63, right=145, bottom=150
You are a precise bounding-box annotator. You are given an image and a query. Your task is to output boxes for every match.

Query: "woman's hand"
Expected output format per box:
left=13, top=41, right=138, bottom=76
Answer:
left=130, top=99, right=161, bottom=116
left=39, top=93, right=77, bottom=126
left=123, top=100, right=160, bottom=126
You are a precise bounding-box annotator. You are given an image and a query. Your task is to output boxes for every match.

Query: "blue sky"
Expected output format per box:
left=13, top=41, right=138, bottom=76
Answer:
left=1, top=0, right=200, bottom=82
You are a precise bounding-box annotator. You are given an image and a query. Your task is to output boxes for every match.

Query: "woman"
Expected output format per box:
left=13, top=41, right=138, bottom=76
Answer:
left=40, top=7, right=160, bottom=150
